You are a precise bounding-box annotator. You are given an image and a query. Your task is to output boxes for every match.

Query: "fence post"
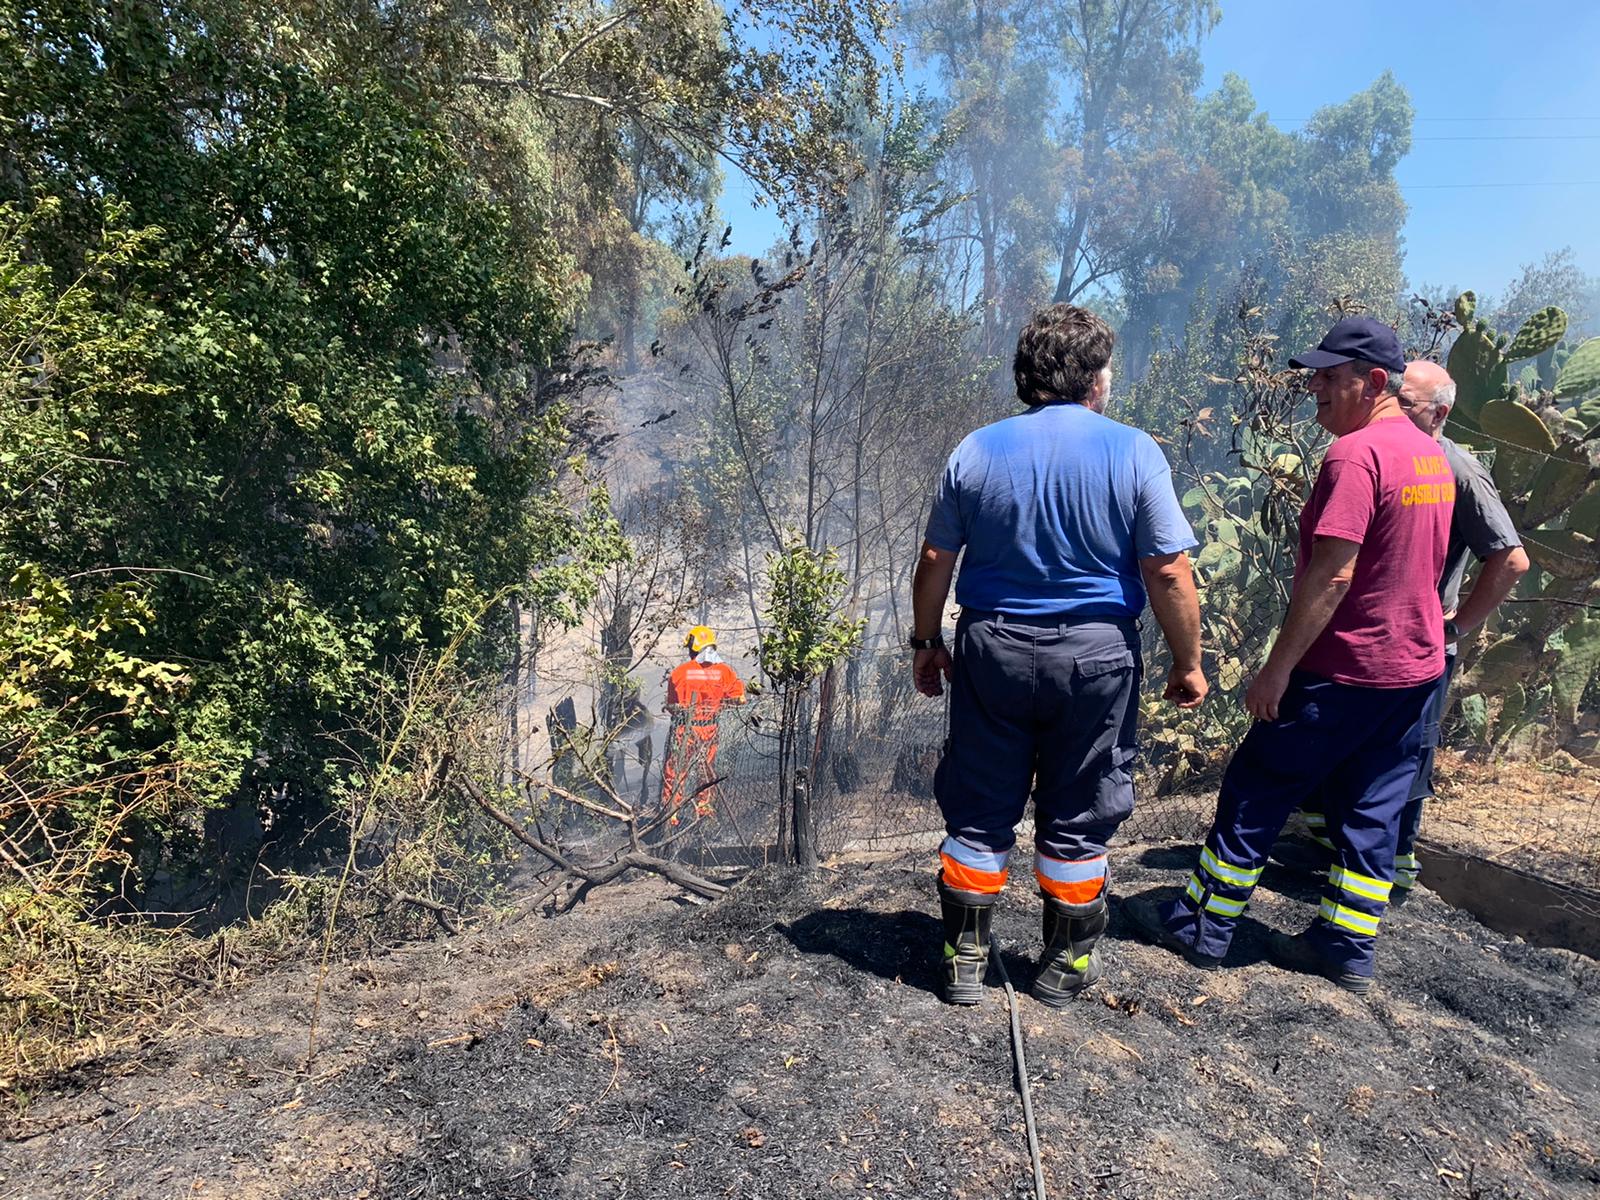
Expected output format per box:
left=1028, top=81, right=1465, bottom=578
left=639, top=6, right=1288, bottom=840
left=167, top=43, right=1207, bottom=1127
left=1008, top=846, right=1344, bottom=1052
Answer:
left=793, top=767, right=818, bottom=868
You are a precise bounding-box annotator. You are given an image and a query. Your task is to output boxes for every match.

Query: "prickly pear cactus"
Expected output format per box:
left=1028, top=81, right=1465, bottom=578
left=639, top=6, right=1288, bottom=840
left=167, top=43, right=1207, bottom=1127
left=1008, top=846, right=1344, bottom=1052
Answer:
left=1523, top=447, right=1591, bottom=528
left=1446, top=321, right=1506, bottom=430
left=1505, top=306, right=1568, bottom=361
left=1570, top=483, right=1600, bottom=533
left=1443, top=292, right=1600, bottom=750
left=1555, top=337, right=1600, bottom=400
left=1480, top=398, right=1557, bottom=453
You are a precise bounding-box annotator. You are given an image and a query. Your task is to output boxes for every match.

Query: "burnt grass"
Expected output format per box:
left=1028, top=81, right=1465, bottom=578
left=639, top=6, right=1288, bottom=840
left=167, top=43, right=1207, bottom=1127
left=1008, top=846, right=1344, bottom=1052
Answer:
left=4, top=844, right=1599, bottom=1200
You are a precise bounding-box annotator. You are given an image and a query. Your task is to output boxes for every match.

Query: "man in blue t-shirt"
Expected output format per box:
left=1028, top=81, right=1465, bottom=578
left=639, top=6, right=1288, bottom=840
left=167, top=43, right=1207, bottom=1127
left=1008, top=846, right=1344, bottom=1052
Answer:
left=910, top=303, right=1207, bottom=1007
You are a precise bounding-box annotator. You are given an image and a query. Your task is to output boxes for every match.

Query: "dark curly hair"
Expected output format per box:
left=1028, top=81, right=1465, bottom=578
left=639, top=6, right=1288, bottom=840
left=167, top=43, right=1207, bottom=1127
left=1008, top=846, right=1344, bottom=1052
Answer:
left=1012, top=304, right=1114, bottom=406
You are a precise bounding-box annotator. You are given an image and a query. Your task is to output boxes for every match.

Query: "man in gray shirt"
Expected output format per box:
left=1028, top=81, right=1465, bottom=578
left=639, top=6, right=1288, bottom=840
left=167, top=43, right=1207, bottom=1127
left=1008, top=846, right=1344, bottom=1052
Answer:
left=1290, top=360, right=1530, bottom=900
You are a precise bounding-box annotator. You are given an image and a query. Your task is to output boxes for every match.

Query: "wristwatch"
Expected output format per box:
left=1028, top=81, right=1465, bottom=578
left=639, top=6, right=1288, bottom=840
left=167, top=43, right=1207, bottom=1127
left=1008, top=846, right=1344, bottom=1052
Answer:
left=908, top=633, right=945, bottom=651
left=1443, top=619, right=1462, bottom=640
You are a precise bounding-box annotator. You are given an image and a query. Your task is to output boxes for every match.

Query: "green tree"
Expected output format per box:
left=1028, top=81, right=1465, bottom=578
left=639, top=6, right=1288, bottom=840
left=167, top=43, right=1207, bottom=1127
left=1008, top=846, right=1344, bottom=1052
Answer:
left=0, top=0, right=619, bottom=895
left=1033, top=0, right=1220, bottom=304
left=759, top=539, right=863, bottom=866
left=903, top=0, right=1060, bottom=354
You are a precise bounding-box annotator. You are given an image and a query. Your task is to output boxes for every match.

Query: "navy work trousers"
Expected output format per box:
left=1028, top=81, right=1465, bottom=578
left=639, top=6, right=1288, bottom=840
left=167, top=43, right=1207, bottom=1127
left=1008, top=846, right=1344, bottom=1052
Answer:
left=1160, top=668, right=1438, bottom=976
left=935, top=610, right=1142, bottom=868
left=1304, top=650, right=1457, bottom=892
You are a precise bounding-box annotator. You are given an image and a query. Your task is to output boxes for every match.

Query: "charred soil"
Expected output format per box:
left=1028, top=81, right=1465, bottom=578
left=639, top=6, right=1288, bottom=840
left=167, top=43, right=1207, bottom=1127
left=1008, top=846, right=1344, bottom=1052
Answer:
left=4, top=846, right=1598, bottom=1200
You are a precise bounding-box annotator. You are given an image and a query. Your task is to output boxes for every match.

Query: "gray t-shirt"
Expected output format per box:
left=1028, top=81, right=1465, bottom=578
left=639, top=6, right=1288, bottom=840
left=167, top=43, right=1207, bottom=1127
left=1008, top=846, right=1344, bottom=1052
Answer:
left=1439, top=436, right=1522, bottom=620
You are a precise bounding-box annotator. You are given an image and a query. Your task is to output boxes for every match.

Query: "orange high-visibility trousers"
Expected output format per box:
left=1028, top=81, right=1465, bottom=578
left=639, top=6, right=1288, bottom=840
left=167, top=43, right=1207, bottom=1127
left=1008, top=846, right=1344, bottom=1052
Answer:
left=662, top=723, right=721, bottom=821
left=660, top=659, right=745, bottom=822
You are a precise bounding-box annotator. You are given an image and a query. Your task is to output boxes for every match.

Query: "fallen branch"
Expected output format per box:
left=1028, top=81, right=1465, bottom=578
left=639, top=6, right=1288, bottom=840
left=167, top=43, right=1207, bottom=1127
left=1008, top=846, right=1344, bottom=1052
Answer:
left=380, top=888, right=462, bottom=936
left=518, top=870, right=578, bottom=917
left=528, top=775, right=635, bottom=824
left=454, top=775, right=729, bottom=901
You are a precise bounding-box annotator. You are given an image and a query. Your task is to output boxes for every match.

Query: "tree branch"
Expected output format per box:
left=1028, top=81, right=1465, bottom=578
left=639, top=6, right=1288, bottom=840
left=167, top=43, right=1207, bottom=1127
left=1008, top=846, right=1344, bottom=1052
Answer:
left=454, top=775, right=728, bottom=900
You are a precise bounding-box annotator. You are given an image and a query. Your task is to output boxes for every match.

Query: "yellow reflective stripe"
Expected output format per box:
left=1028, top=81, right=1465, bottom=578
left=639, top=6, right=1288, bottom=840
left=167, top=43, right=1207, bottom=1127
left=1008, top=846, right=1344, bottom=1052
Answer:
left=1329, top=865, right=1392, bottom=903
left=1310, top=834, right=1336, bottom=851
left=1186, top=874, right=1247, bottom=917
left=1394, top=854, right=1420, bottom=887
left=1199, top=847, right=1262, bottom=888
left=1304, top=812, right=1327, bottom=828
left=1319, top=898, right=1380, bottom=936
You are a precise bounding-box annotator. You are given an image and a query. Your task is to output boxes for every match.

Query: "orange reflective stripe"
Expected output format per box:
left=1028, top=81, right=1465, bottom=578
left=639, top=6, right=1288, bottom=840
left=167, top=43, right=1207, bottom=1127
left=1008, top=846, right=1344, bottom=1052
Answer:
left=1036, top=873, right=1104, bottom=903
left=1034, top=853, right=1106, bottom=904
left=940, top=852, right=1007, bottom=895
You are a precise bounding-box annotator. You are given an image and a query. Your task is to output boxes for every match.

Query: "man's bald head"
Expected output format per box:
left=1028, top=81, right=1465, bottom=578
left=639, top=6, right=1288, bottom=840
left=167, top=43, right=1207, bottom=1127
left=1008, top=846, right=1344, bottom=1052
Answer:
left=1398, top=359, right=1457, bottom=439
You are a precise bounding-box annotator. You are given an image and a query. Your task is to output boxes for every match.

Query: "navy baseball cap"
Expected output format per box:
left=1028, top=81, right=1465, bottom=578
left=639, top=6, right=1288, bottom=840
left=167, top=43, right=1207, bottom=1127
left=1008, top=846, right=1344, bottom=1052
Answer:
left=1288, top=316, right=1405, bottom=375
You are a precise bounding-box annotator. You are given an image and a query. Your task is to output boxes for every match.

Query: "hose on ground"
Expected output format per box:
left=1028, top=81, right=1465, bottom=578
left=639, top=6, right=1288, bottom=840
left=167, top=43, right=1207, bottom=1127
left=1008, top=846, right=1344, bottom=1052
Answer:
left=990, top=936, right=1048, bottom=1200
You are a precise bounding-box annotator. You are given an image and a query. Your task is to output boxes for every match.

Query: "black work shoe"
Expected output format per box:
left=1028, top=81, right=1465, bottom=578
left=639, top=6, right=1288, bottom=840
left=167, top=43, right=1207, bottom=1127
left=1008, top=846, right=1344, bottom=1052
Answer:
left=938, top=877, right=997, bottom=1005
left=1033, top=945, right=1103, bottom=1007
left=1265, top=929, right=1372, bottom=996
left=1119, top=891, right=1222, bottom=971
left=1269, top=838, right=1330, bottom=877
left=1387, top=885, right=1413, bottom=909
left=1032, top=892, right=1108, bottom=1007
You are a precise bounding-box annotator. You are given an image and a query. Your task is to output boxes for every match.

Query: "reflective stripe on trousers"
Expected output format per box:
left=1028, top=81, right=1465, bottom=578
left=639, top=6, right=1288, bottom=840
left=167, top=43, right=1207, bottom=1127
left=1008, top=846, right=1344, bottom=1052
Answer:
left=940, top=835, right=1009, bottom=894
left=1157, top=669, right=1436, bottom=974
left=1036, top=852, right=1107, bottom=903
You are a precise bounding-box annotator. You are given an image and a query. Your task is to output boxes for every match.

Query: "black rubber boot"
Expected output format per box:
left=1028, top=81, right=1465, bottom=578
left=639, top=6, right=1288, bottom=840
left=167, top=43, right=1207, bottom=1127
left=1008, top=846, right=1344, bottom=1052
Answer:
left=938, top=877, right=997, bottom=1005
left=1120, top=891, right=1223, bottom=971
left=1265, top=928, right=1372, bottom=996
left=1032, top=890, right=1108, bottom=1006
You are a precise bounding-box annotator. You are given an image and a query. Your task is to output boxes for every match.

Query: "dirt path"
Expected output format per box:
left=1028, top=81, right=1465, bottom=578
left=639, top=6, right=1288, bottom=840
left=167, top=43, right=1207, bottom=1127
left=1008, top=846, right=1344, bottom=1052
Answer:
left=4, top=846, right=1598, bottom=1200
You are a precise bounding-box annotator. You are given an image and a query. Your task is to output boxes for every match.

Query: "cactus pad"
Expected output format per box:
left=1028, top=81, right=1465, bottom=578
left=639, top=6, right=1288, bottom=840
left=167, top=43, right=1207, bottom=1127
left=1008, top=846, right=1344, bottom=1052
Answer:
left=1575, top=395, right=1600, bottom=439
left=1505, top=306, right=1568, bottom=361
left=1555, top=336, right=1600, bottom=399
left=1570, top=483, right=1600, bottom=534
left=1553, top=616, right=1600, bottom=732
left=1479, top=398, right=1558, bottom=454
left=1467, top=637, right=1538, bottom=692
left=1523, top=448, right=1591, bottom=528
left=1453, top=291, right=1477, bottom=325
left=1447, top=325, right=1506, bottom=421
left=1523, top=527, right=1600, bottom=579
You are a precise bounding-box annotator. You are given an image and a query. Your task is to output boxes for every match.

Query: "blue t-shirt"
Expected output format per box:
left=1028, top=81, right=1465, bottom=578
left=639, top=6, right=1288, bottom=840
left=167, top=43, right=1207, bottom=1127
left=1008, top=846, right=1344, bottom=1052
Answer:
left=924, top=403, right=1196, bottom=617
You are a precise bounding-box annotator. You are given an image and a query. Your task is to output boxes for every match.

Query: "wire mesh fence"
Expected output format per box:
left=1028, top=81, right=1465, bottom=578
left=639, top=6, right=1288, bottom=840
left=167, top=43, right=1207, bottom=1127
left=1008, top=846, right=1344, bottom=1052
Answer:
left=525, top=585, right=1600, bottom=893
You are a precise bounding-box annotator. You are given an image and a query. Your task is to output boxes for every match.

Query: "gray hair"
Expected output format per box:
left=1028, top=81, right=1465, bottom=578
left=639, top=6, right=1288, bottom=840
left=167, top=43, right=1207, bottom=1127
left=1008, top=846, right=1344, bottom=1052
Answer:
left=1349, top=360, right=1404, bottom=396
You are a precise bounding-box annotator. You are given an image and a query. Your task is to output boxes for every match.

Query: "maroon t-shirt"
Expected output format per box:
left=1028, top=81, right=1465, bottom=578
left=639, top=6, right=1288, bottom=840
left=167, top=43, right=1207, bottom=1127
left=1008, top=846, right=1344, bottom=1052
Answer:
left=1295, top=415, right=1454, bottom=687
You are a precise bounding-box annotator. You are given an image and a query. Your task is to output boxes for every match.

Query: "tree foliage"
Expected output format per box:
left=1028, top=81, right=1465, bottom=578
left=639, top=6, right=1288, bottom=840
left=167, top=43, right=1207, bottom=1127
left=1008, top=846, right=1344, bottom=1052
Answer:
left=0, top=0, right=626, bottom=928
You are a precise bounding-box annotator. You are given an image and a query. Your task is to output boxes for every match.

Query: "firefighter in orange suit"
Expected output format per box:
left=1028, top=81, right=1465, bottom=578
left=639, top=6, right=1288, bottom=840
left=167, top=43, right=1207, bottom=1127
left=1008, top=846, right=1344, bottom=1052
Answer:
left=661, top=626, right=747, bottom=822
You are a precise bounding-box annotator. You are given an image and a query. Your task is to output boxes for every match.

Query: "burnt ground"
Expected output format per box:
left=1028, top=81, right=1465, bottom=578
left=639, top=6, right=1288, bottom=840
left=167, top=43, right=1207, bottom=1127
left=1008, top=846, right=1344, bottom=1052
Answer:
left=3, top=844, right=1598, bottom=1200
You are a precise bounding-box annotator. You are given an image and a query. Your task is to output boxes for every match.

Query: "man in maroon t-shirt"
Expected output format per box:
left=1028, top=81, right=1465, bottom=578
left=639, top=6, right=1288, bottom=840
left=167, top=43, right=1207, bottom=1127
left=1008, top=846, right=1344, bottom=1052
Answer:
left=1125, top=317, right=1452, bottom=994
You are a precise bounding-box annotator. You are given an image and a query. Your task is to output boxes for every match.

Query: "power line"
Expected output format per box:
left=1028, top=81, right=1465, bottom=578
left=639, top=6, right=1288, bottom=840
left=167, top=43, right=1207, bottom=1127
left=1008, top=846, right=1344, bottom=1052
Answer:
left=1272, top=115, right=1600, bottom=123
left=1404, top=180, right=1600, bottom=189
left=1414, top=134, right=1600, bottom=141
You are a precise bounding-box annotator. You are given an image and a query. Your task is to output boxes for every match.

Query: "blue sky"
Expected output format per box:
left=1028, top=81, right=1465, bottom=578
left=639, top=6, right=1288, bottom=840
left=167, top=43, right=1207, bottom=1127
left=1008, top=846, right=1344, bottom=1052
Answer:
left=719, top=0, right=1600, bottom=301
